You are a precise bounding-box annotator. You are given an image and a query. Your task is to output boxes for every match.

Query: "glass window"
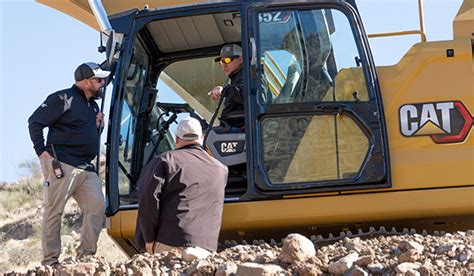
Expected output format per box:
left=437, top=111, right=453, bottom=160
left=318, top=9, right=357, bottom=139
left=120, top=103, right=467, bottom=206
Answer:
left=258, top=8, right=369, bottom=104
left=262, top=115, right=369, bottom=184
left=257, top=8, right=371, bottom=185
left=117, top=43, right=149, bottom=205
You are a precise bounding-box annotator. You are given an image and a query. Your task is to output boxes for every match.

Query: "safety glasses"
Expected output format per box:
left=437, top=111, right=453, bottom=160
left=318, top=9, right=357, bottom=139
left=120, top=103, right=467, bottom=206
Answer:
left=219, top=56, right=237, bottom=65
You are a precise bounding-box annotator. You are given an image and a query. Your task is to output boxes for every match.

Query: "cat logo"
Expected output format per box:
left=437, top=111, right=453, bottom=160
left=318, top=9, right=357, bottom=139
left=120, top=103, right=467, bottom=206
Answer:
left=221, top=142, right=238, bottom=153
left=399, top=101, right=473, bottom=144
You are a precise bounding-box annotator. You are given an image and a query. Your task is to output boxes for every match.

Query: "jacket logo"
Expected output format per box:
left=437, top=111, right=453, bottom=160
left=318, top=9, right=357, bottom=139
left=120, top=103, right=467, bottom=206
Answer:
left=59, top=94, right=73, bottom=112
left=221, top=142, right=238, bottom=153
left=399, top=101, right=473, bottom=144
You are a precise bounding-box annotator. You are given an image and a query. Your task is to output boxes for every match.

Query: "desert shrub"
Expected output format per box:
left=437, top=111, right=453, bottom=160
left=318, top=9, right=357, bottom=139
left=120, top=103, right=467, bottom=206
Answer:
left=0, top=159, right=43, bottom=214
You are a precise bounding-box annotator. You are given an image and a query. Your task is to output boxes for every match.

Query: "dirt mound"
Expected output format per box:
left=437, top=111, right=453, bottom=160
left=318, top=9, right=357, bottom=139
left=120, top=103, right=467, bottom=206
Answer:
left=6, top=231, right=473, bottom=275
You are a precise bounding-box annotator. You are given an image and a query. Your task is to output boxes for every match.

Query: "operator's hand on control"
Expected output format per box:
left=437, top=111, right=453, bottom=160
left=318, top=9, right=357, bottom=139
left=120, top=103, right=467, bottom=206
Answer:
left=208, top=86, right=223, bottom=100
left=39, top=151, right=53, bottom=178
left=96, top=112, right=105, bottom=129
left=145, top=242, right=154, bottom=254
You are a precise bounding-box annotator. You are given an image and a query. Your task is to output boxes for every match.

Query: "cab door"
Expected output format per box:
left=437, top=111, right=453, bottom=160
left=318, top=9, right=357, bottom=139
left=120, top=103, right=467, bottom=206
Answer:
left=246, top=1, right=390, bottom=196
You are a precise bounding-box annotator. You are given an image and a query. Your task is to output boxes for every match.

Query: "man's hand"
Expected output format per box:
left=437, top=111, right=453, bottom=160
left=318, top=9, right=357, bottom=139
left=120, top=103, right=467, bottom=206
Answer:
left=39, top=151, right=53, bottom=160
left=145, top=242, right=155, bottom=254
left=39, top=151, right=53, bottom=179
left=96, top=112, right=104, bottom=128
left=208, top=86, right=223, bottom=100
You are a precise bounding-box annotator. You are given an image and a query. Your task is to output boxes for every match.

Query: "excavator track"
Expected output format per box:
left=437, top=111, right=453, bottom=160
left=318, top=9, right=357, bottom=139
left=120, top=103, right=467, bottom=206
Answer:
left=221, top=226, right=448, bottom=248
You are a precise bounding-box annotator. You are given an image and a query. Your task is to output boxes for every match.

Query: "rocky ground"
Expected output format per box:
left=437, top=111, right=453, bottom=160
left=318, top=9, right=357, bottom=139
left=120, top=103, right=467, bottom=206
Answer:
left=4, top=231, right=473, bottom=275
left=2, top=162, right=473, bottom=275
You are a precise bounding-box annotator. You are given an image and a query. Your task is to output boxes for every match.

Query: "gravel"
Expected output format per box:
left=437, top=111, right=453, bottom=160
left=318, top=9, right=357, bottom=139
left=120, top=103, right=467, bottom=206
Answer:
left=5, top=230, right=473, bottom=275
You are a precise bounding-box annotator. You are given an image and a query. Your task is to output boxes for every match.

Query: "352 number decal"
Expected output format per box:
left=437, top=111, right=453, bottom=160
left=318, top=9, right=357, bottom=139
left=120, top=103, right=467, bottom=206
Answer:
left=258, top=11, right=291, bottom=24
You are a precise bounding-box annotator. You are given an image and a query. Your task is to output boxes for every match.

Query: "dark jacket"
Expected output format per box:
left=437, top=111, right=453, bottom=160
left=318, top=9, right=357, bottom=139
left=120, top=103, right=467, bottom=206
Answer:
left=137, top=144, right=228, bottom=252
left=221, top=68, right=244, bottom=129
left=28, top=85, right=100, bottom=171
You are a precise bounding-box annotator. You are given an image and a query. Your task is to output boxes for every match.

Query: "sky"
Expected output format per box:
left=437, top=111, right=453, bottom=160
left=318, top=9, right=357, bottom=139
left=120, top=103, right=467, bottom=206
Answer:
left=0, top=0, right=463, bottom=182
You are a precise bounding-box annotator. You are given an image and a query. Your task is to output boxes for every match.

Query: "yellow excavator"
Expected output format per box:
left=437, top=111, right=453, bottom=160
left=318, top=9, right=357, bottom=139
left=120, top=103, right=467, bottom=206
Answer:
left=38, top=0, right=473, bottom=256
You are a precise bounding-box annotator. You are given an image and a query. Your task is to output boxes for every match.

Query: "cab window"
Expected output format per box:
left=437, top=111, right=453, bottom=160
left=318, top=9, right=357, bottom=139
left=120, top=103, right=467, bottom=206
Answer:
left=257, top=8, right=370, bottom=185
left=258, top=8, right=369, bottom=104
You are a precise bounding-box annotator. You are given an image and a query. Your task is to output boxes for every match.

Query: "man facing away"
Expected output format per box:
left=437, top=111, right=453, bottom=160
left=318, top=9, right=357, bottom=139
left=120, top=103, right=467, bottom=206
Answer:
left=136, top=117, right=228, bottom=254
left=208, top=44, right=245, bottom=131
left=28, top=62, right=110, bottom=266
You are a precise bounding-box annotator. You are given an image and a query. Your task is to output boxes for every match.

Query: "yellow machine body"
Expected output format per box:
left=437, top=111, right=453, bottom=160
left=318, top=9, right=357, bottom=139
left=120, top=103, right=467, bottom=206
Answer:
left=39, top=0, right=474, bottom=256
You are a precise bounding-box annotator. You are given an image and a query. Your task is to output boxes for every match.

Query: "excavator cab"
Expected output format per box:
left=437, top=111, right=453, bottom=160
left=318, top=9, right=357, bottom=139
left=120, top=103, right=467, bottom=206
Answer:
left=106, top=0, right=390, bottom=253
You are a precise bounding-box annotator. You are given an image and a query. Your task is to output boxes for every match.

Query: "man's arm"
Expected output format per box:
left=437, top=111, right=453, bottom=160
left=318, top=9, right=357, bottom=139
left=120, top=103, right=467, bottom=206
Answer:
left=137, top=157, right=166, bottom=252
left=28, top=93, right=65, bottom=156
left=222, top=85, right=244, bottom=104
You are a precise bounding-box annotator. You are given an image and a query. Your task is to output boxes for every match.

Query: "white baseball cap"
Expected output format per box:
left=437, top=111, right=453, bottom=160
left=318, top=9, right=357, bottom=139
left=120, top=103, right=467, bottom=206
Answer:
left=176, top=117, right=203, bottom=141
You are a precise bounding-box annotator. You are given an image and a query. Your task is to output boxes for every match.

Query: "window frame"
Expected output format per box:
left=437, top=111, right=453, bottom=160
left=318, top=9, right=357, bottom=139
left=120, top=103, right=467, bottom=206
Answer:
left=247, top=1, right=391, bottom=196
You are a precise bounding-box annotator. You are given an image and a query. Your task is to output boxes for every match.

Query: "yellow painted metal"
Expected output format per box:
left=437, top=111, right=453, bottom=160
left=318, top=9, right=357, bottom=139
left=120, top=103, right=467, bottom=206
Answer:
left=417, top=0, right=425, bottom=40
left=368, top=30, right=426, bottom=42
left=110, top=186, right=474, bottom=241
left=376, top=39, right=474, bottom=190
left=453, top=0, right=474, bottom=39
left=36, top=0, right=209, bottom=30
left=46, top=0, right=472, bottom=251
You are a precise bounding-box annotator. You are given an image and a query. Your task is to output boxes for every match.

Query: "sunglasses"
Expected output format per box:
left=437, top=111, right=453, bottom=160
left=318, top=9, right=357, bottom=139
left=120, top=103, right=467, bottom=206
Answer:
left=90, top=78, right=104, bottom=83
left=219, top=56, right=238, bottom=65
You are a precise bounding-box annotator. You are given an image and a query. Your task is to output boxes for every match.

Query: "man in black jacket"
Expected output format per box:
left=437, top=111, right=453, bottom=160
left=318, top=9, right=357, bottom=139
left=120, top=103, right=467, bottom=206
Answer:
left=136, top=117, right=228, bottom=254
left=28, top=62, right=110, bottom=266
left=208, top=44, right=244, bottom=131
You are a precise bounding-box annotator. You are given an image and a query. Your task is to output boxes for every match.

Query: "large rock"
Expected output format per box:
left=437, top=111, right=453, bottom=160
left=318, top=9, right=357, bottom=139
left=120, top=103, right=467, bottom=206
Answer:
left=328, top=253, right=358, bottom=274
left=182, top=247, right=212, bottom=262
left=279, top=233, right=315, bottom=263
left=236, top=262, right=284, bottom=276
left=399, top=240, right=424, bottom=253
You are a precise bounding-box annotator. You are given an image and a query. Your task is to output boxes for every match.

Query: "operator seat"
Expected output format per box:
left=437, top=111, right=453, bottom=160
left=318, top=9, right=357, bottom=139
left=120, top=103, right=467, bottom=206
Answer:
left=205, top=114, right=246, bottom=167
left=205, top=115, right=247, bottom=196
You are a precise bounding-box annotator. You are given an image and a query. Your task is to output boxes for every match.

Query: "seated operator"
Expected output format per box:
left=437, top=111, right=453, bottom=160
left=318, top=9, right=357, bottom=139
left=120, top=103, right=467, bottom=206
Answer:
left=208, top=44, right=244, bottom=132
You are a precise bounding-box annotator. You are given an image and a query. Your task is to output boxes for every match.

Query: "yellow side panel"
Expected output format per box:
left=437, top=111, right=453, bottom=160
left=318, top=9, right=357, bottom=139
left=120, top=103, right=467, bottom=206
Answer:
left=377, top=39, right=474, bottom=189
left=453, top=0, right=474, bottom=40
left=37, top=0, right=208, bottom=30
left=108, top=187, right=474, bottom=240
left=221, top=187, right=474, bottom=230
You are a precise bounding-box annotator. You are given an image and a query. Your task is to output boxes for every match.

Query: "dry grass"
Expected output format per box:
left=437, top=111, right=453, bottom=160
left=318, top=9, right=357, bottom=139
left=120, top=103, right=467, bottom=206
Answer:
left=0, top=157, right=128, bottom=273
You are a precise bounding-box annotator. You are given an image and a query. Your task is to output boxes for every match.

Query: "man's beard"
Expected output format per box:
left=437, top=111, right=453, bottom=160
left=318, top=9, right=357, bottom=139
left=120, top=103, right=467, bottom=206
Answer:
left=94, top=87, right=104, bottom=99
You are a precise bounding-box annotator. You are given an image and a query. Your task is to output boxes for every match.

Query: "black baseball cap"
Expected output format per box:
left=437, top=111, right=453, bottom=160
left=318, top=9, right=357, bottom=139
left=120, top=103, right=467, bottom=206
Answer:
left=74, top=62, right=111, bottom=82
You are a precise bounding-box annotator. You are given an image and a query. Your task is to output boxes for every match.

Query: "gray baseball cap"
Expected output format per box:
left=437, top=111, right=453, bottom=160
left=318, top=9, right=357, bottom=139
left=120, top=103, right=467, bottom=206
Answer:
left=214, top=44, right=242, bottom=62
